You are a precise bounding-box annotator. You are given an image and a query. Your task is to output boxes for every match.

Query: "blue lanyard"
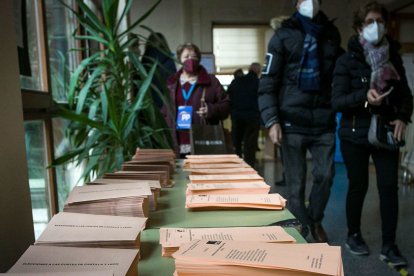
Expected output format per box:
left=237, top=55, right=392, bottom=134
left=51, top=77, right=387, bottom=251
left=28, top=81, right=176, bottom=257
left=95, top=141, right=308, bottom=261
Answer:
left=182, top=83, right=196, bottom=105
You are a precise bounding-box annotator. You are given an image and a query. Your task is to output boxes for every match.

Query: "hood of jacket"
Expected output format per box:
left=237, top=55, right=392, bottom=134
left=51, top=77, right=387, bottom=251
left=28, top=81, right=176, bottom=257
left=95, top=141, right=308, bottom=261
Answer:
left=282, top=11, right=335, bottom=31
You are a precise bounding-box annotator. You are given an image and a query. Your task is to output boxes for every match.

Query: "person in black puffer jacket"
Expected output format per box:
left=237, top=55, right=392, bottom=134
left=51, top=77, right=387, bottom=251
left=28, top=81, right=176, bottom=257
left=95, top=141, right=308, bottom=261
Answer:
left=258, top=0, right=342, bottom=243
left=332, top=1, right=413, bottom=267
left=228, top=63, right=261, bottom=167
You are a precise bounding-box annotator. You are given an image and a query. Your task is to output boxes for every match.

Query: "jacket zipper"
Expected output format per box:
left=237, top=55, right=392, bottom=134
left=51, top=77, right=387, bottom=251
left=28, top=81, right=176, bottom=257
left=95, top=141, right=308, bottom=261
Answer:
left=352, top=115, right=356, bottom=132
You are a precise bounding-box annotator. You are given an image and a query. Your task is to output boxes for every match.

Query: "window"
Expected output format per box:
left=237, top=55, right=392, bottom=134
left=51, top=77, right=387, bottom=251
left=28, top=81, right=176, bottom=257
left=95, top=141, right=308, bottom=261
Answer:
left=213, top=25, right=272, bottom=74
left=19, top=0, right=80, bottom=238
left=24, top=120, right=51, bottom=238
left=45, top=0, right=79, bottom=103
left=20, top=0, right=48, bottom=92
left=53, top=118, right=84, bottom=211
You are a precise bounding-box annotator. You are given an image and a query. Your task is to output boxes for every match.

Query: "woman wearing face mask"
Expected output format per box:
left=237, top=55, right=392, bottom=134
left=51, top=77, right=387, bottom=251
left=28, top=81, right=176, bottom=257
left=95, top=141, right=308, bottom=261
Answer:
left=163, top=43, right=230, bottom=157
left=332, top=1, right=412, bottom=266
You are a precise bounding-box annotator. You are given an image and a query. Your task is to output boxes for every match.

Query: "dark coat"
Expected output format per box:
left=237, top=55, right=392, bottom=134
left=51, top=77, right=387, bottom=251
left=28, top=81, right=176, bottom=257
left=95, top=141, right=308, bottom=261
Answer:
left=258, top=11, right=343, bottom=134
left=142, top=47, right=177, bottom=108
left=332, top=35, right=413, bottom=145
left=228, top=70, right=260, bottom=121
left=162, top=66, right=230, bottom=151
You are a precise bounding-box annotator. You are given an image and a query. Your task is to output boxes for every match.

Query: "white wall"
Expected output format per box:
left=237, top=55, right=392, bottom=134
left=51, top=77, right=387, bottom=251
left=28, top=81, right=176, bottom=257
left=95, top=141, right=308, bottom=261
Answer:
left=0, top=0, right=35, bottom=272
left=131, top=0, right=356, bottom=53
left=130, top=0, right=412, bottom=54
left=130, top=0, right=187, bottom=56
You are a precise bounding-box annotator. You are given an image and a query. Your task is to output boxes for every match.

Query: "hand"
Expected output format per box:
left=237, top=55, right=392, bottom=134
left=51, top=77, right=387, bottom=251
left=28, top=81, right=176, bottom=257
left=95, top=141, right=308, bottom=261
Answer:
left=196, top=105, right=208, bottom=117
left=367, top=89, right=387, bottom=106
left=390, top=119, right=406, bottom=142
left=269, top=123, right=283, bottom=146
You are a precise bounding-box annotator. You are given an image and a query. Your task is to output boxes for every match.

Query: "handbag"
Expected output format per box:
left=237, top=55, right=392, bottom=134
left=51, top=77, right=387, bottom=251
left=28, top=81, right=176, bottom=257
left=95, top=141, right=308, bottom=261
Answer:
left=189, top=89, right=232, bottom=155
left=368, top=114, right=404, bottom=151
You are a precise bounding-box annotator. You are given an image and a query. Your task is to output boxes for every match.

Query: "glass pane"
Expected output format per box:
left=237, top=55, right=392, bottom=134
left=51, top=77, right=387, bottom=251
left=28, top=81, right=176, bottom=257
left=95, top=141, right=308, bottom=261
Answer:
left=213, top=26, right=270, bottom=74
left=45, top=0, right=78, bottom=103
left=20, top=0, right=47, bottom=92
left=24, top=121, right=51, bottom=239
left=53, top=118, right=84, bottom=211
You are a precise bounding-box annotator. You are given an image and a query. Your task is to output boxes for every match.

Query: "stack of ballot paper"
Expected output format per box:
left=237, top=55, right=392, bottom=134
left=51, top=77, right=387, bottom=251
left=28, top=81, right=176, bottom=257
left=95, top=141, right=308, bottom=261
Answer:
left=188, top=167, right=257, bottom=175
left=173, top=240, right=343, bottom=276
left=185, top=154, right=240, bottom=159
left=104, top=170, right=170, bottom=187
left=122, top=163, right=170, bottom=179
left=159, top=226, right=296, bottom=257
left=184, top=162, right=251, bottom=170
left=63, top=183, right=151, bottom=217
left=125, top=158, right=175, bottom=178
left=35, top=213, right=147, bottom=249
left=8, top=246, right=139, bottom=276
left=188, top=174, right=264, bottom=184
left=131, top=148, right=175, bottom=170
left=88, top=178, right=161, bottom=211
left=133, top=148, right=175, bottom=159
left=186, top=194, right=286, bottom=210
left=183, top=155, right=246, bottom=169
left=186, top=182, right=270, bottom=195
left=1, top=272, right=114, bottom=276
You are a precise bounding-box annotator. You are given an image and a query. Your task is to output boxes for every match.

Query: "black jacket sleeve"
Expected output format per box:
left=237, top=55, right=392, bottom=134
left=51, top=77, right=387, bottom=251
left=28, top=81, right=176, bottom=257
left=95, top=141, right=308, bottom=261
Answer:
left=393, top=54, right=413, bottom=123
left=258, top=32, right=285, bottom=128
left=332, top=54, right=367, bottom=112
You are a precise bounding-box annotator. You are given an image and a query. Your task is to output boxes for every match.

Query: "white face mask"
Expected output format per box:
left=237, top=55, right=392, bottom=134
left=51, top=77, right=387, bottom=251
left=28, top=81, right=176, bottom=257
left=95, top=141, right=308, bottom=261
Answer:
left=362, top=22, right=385, bottom=45
left=298, top=0, right=320, bottom=19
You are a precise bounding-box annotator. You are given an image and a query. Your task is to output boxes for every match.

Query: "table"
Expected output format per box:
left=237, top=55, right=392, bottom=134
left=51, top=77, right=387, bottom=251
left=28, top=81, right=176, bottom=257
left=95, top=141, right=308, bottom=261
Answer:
left=138, top=162, right=304, bottom=275
left=138, top=228, right=306, bottom=276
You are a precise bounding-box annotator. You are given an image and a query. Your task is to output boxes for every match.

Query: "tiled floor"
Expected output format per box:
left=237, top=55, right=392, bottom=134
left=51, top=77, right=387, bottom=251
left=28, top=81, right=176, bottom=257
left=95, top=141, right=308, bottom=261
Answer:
left=256, top=157, right=414, bottom=276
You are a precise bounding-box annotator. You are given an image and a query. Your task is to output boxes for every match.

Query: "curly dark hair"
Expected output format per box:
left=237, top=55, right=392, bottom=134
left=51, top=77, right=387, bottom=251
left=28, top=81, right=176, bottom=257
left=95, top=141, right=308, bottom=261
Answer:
left=353, top=1, right=389, bottom=32
left=176, top=43, right=201, bottom=61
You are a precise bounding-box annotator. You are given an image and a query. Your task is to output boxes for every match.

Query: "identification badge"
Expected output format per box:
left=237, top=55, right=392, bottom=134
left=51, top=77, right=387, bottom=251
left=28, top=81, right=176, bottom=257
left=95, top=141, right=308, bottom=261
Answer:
left=177, top=105, right=193, bottom=130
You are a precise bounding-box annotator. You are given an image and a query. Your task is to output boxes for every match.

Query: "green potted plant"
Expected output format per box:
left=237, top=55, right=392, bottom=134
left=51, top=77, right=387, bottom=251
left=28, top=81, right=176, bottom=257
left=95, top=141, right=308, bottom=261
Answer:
left=52, top=0, right=174, bottom=182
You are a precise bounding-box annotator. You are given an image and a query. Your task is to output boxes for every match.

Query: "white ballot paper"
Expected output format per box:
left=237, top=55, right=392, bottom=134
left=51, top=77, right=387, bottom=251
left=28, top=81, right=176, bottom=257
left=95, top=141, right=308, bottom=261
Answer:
left=8, top=246, right=139, bottom=276
left=185, top=194, right=286, bottom=210
left=36, top=212, right=147, bottom=248
left=189, top=174, right=264, bottom=183
left=173, top=240, right=343, bottom=276
left=186, top=182, right=270, bottom=195
left=65, top=183, right=152, bottom=204
left=159, top=226, right=295, bottom=256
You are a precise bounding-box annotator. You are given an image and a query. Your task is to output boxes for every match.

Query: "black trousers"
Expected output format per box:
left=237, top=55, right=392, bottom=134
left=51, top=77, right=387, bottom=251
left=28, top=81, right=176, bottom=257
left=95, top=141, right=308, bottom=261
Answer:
left=231, top=117, right=260, bottom=167
left=340, top=140, right=399, bottom=246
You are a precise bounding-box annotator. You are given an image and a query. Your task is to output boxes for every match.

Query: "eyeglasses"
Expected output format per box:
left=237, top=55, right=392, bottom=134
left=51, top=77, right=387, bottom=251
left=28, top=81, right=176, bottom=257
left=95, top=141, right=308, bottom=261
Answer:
left=364, top=18, right=385, bottom=25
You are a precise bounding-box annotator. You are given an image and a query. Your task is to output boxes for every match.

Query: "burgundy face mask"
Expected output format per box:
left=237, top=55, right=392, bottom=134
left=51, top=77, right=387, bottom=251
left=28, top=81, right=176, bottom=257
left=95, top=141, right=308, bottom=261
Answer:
left=183, top=59, right=199, bottom=74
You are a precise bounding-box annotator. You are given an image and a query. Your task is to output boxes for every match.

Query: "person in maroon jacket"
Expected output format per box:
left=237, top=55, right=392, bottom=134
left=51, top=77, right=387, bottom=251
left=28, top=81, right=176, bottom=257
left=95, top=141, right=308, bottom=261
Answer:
left=162, top=43, right=230, bottom=157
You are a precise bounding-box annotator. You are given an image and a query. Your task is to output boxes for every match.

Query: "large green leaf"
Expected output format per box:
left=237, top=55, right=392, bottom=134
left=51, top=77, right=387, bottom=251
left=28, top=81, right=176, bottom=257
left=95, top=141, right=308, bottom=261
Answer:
left=68, top=53, right=100, bottom=107
left=118, top=0, right=162, bottom=38
left=115, top=0, right=133, bottom=35
left=75, top=0, right=111, bottom=38
left=50, top=148, right=85, bottom=167
left=55, top=0, right=173, bottom=183
left=122, top=63, right=157, bottom=140
left=102, top=0, right=119, bottom=32
left=74, top=35, right=109, bottom=46
left=59, top=108, right=104, bottom=130
left=76, top=66, right=105, bottom=113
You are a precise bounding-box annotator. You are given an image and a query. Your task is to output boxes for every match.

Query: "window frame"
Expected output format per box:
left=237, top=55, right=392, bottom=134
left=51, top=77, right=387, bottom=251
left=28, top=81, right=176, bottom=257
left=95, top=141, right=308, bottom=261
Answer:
left=21, top=0, right=81, bottom=219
